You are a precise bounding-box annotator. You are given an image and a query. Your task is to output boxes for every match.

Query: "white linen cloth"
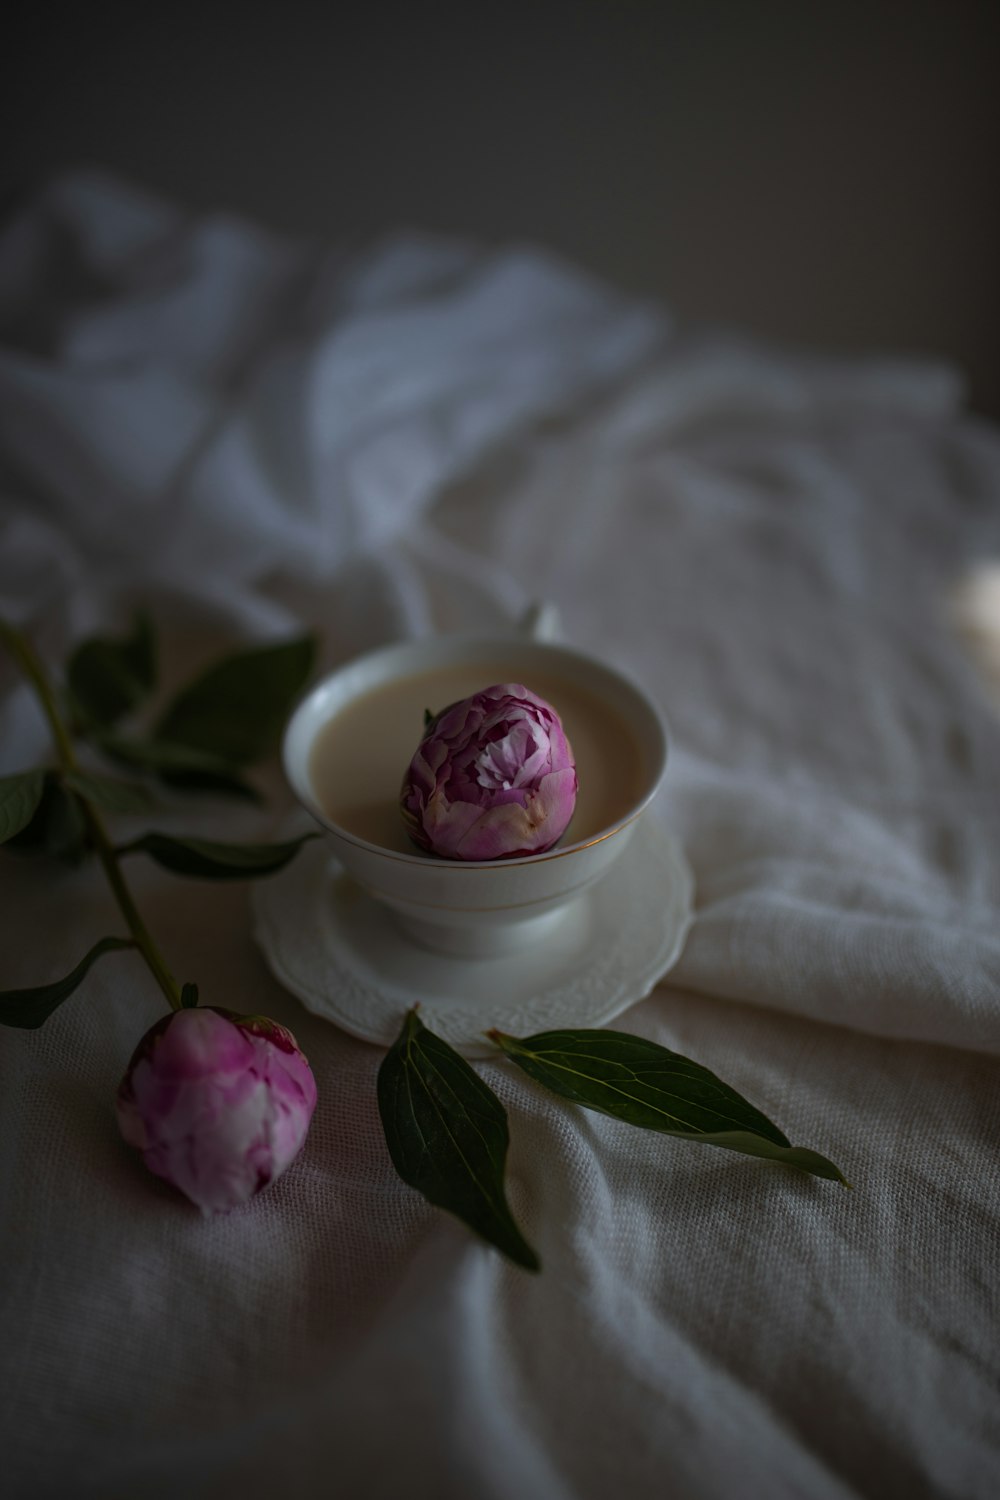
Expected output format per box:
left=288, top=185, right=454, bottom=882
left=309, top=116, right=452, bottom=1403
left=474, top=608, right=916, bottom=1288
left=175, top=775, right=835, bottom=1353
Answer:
left=1, top=172, right=999, bottom=1500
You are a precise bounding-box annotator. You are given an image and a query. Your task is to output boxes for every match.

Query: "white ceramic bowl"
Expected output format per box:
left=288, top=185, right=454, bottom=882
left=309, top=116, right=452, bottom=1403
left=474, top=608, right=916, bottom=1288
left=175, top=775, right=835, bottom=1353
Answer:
left=283, top=633, right=668, bottom=957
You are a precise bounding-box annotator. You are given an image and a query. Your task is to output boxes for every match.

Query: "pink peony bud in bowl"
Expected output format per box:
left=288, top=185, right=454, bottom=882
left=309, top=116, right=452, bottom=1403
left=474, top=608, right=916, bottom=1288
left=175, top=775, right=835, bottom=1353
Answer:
left=400, top=683, right=577, bottom=860
left=116, top=1006, right=317, bottom=1215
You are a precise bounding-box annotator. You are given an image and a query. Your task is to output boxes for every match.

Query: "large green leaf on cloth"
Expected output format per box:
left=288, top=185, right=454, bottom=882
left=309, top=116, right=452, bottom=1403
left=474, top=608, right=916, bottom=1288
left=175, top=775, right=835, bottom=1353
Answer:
left=378, top=1009, right=541, bottom=1271
left=489, top=1028, right=848, bottom=1184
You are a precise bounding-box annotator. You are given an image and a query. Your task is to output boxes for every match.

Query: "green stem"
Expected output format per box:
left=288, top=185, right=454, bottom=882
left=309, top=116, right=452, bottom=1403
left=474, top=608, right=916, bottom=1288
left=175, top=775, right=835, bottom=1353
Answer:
left=1, top=620, right=183, bottom=1012
left=1, top=621, right=77, bottom=767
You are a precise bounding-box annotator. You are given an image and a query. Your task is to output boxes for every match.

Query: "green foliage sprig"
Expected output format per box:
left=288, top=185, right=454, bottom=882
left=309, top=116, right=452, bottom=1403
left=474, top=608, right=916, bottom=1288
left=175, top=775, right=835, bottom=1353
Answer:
left=0, top=614, right=316, bottom=1023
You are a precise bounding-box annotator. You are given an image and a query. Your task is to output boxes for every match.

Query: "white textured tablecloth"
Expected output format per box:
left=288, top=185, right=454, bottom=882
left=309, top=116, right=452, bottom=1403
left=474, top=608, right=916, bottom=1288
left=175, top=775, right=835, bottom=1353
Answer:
left=2, top=173, right=999, bottom=1500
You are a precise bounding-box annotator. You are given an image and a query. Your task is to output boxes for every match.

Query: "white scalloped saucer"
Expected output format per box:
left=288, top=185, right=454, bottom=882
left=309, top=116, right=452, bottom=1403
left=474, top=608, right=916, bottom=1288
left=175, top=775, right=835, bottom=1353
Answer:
left=251, top=815, right=694, bottom=1058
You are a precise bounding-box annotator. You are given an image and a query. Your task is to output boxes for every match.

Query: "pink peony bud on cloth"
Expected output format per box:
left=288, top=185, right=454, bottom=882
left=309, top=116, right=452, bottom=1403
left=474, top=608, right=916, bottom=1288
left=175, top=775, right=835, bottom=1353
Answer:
left=117, top=1007, right=317, bottom=1214
left=400, top=683, right=578, bottom=860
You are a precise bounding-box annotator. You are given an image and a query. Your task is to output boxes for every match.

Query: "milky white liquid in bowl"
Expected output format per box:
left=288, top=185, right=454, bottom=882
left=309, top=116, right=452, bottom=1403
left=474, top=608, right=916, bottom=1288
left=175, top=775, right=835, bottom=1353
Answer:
left=308, top=662, right=647, bottom=855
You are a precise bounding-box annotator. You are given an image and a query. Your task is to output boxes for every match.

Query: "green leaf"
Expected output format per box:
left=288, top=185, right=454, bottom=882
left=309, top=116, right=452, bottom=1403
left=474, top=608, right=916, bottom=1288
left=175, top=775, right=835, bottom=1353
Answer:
left=489, top=1029, right=848, bottom=1186
left=96, top=734, right=260, bottom=802
left=63, top=770, right=156, bottom=815
left=120, top=830, right=317, bottom=880
left=377, top=1009, right=541, bottom=1271
left=0, top=936, right=135, bottom=1028
left=6, top=775, right=90, bottom=864
left=180, top=981, right=200, bottom=1009
left=0, top=769, right=46, bottom=843
left=67, top=611, right=157, bottom=728
left=153, top=635, right=317, bottom=768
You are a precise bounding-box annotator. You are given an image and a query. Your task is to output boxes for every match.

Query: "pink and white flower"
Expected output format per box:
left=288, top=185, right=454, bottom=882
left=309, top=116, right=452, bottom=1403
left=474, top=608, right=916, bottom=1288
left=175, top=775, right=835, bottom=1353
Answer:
left=400, top=683, right=577, bottom=860
left=117, top=1006, right=317, bottom=1214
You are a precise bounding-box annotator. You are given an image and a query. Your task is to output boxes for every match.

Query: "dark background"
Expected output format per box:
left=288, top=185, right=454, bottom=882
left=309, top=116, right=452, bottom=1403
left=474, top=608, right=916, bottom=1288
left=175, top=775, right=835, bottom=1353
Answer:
left=5, top=0, right=1000, bottom=415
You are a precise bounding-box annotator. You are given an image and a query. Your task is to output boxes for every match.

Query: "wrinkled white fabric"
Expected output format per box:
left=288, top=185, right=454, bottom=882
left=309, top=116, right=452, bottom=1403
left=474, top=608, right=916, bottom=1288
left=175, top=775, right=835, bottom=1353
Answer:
left=1, top=173, right=999, bottom=1500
